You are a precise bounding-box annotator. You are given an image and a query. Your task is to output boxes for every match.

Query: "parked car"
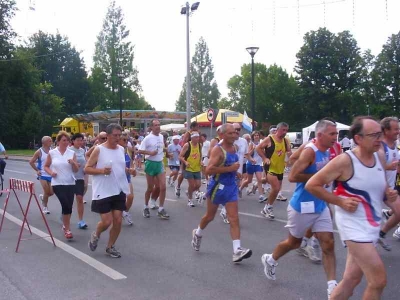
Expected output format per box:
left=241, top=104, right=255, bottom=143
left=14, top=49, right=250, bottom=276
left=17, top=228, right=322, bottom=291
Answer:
left=286, top=132, right=303, bottom=148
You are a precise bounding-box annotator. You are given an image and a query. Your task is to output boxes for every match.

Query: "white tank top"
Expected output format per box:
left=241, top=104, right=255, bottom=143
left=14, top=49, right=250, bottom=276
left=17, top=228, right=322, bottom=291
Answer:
left=38, top=148, right=50, bottom=177
left=334, top=151, right=386, bottom=242
left=91, top=145, right=130, bottom=201
left=382, top=141, right=399, bottom=188
left=49, top=148, right=76, bottom=186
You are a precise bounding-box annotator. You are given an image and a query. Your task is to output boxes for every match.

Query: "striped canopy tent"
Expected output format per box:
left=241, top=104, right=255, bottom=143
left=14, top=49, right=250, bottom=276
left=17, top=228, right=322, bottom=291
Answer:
left=190, top=109, right=253, bottom=127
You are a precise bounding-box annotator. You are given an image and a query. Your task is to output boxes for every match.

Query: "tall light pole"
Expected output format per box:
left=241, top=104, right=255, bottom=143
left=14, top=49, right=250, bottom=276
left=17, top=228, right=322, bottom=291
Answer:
left=117, top=73, right=123, bottom=127
left=366, top=104, right=370, bottom=116
left=246, top=47, right=259, bottom=130
left=181, top=2, right=200, bottom=130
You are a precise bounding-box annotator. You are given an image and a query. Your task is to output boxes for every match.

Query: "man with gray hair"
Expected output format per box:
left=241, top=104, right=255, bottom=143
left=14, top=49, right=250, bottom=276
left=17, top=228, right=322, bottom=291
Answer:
left=85, top=123, right=131, bottom=258
left=257, top=122, right=292, bottom=219
left=191, top=124, right=252, bottom=262
left=261, top=119, right=338, bottom=298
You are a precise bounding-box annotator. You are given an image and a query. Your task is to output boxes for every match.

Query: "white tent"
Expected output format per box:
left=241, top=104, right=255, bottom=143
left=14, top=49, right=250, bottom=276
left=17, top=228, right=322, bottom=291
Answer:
left=302, top=121, right=350, bottom=144
left=160, top=123, right=185, bottom=131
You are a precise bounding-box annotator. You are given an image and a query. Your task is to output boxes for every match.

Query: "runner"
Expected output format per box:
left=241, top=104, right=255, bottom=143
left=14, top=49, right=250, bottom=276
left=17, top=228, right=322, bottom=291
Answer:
left=138, top=119, right=169, bottom=219
left=167, top=135, right=181, bottom=187
left=85, top=123, right=131, bottom=258
left=191, top=123, right=252, bottom=262
left=179, top=131, right=202, bottom=207
left=0, top=141, right=8, bottom=175
left=119, top=132, right=136, bottom=226
left=69, top=133, right=88, bottom=229
left=261, top=119, right=338, bottom=298
left=258, top=122, right=292, bottom=219
left=377, top=117, right=400, bottom=251
left=306, top=116, right=397, bottom=300
left=200, top=133, right=210, bottom=184
left=44, top=131, right=79, bottom=240
left=29, top=136, right=54, bottom=214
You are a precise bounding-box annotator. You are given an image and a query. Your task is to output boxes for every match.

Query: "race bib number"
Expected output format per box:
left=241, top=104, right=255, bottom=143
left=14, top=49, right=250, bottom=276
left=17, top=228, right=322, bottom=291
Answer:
left=300, top=201, right=315, bottom=214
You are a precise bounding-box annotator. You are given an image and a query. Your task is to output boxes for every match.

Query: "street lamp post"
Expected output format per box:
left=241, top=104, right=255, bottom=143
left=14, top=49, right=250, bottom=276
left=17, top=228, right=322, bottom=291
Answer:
left=117, top=74, right=123, bottom=127
left=181, top=2, right=200, bottom=130
left=366, top=104, right=370, bottom=116
left=246, top=47, right=259, bottom=130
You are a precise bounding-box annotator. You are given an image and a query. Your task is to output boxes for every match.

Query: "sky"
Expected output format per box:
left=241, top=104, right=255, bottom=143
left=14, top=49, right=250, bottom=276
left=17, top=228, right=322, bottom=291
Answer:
left=11, top=0, right=400, bottom=112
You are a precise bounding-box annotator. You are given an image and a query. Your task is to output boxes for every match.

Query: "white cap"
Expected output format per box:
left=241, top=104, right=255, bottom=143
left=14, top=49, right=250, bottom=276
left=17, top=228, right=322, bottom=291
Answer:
left=172, top=135, right=180, bottom=140
left=191, top=132, right=200, bottom=138
left=216, top=125, right=222, bottom=132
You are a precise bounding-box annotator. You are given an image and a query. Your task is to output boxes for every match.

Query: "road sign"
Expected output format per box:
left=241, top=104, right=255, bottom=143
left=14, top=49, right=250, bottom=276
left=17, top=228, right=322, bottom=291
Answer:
left=225, top=111, right=240, bottom=118
left=207, top=108, right=214, bottom=121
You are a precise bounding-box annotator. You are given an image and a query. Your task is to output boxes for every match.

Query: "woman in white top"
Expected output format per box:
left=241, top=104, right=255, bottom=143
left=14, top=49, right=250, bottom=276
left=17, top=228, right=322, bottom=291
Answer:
left=44, top=131, right=79, bottom=239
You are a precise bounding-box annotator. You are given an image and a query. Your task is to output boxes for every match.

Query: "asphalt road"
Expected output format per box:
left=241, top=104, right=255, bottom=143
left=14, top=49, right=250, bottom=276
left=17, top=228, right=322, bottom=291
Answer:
left=1, top=159, right=400, bottom=300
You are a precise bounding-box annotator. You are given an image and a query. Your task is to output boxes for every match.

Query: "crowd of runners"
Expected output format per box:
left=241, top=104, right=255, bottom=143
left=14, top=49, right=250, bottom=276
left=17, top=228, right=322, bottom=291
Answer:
left=0, top=115, right=397, bottom=299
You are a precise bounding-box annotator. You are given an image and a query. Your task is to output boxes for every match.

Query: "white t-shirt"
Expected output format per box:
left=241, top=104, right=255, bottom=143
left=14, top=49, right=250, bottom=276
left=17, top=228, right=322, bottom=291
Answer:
left=341, top=137, right=351, bottom=148
left=167, top=143, right=182, bottom=166
left=49, top=148, right=76, bottom=186
left=201, top=140, right=210, bottom=158
left=234, top=137, right=249, bottom=174
left=139, top=132, right=165, bottom=162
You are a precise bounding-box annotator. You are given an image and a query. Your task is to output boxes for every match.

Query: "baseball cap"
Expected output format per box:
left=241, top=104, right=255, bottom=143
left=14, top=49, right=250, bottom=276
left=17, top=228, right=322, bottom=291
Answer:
left=172, top=135, right=180, bottom=140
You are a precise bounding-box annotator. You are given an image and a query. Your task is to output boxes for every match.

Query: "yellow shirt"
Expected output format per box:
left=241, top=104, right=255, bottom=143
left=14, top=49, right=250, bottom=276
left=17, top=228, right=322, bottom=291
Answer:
left=269, top=136, right=287, bottom=174
left=186, top=142, right=201, bottom=173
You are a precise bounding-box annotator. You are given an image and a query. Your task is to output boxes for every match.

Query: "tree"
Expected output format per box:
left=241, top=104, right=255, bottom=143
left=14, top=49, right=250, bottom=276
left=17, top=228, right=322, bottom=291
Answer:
left=176, top=37, right=220, bottom=113
left=371, top=31, right=400, bottom=118
left=295, top=28, right=364, bottom=124
left=0, top=0, right=16, bottom=58
left=28, top=31, right=90, bottom=114
left=225, top=63, right=302, bottom=128
left=93, top=0, right=140, bottom=105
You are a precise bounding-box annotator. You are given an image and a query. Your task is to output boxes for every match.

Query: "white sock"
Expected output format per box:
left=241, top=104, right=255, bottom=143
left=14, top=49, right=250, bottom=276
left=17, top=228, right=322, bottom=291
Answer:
left=264, top=204, right=272, bottom=210
left=310, top=236, right=319, bottom=247
left=158, top=206, right=164, bottom=212
left=196, top=226, right=203, bottom=236
left=144, top=205, right=149, bottom=209
left=267, top=255, right=277, bottom=265
left=151, top=198, right=157, bottom=202
left=301, top=237, right=309, bottom=248
left=233, top=239, right=241, bottom=253
left=221, top=206, right=226, bottom=214
left=327, top=280, right=338, bottom=289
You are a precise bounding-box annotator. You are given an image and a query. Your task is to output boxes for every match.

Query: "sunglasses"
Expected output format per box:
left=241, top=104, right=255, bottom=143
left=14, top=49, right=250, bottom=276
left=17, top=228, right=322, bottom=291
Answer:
left=359, top=132, right=383, bottom=140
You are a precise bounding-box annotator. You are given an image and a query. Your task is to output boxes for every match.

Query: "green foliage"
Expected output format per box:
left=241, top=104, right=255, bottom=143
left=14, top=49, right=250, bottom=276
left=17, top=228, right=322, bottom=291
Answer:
left=176, top=37, right=220, bottom=113
left=28, top=31, right=90, bottom=114
left=0, top=0, right=16, bottom=58
left=226, top=63, right=302, bottom=128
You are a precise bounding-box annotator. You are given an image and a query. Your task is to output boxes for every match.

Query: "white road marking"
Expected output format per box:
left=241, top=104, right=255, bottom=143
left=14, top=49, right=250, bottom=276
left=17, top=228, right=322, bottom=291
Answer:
left=6, top=170, right=27, bottom=174
left=166, top=198, right=178, bottom=202
left=0, top=208, right=127, bottom=280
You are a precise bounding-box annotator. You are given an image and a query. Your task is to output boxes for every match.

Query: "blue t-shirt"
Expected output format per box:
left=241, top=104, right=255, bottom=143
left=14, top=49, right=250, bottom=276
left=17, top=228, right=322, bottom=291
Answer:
left=0, top=143, right=5, bottom=153
left=167, top=143, right=181, bottom=166
left=289, top=143, right=330, bottom=214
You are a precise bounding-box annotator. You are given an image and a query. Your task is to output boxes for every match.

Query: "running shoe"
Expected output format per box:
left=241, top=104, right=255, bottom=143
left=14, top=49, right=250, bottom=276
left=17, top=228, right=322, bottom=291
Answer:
left=106, top=245, right=121, bottom=258
left=377, top=237, right=392, bottom=251
left=305, top=244, right=322, bottom=263
left=143, top=207, right=150, bottom=218
left=246, top=187, right=252, bottom=195
left=202, top=180, right=207, bottom=184
left=258, top=195, right=267, bottom=203
left=232, top=247, right=252, bottom=263
left=393, top=228, right=400, bottom=240
left=158, top=209, right=170, bottom=220
left=191, top=229, right=202, bottom=251
left=122, top=211, right=133, bottom=225
left=382, top=209, right=392, bottom=221
left=88, top=231, right=99, bottom=251
left=77, top=220, right=88, bottom=229
left=327, top=283, right=338, bottom=299
left=261, top=206, right=275, bottom=219
left=83, top=200, right=87, bottom=204
left=62, top=226, right=73, bottom=239
left=170, top=180, right=175, bottom=187
left=167, top=176, right=171, bottom=186
left=276, top=193, right=288, bottom=201
left=251, top=182, right=257, bottom=194
left=187, top=200, right=195, bottom=207
left=149, top=199, right=159, bottom=210
left=220, top=210, right=230, bottom=224
left=194, top=191, right=200, bottom=200
left=175, top=187, right=181, bottom=197
left=39, top=194, right=44, bottom=207
left=42, top=207, right=50, bottom=215
left=296, top=246, right=308, bottom=257
left=261, top=254, right=277, bottom=280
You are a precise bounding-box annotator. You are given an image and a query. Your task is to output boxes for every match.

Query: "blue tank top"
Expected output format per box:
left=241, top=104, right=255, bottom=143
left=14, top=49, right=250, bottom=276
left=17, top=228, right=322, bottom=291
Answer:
left=125, top=152, right=131, bottom=181
left=210, top=144, right=238, bottom=186
left=290, top=143, right=330, bottom=213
